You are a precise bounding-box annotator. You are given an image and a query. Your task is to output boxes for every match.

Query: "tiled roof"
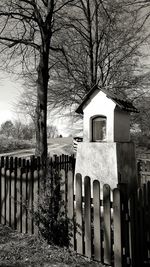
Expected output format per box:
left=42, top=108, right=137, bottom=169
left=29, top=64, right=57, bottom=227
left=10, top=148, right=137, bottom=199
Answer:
left=76, top=86, right=138, bottom=114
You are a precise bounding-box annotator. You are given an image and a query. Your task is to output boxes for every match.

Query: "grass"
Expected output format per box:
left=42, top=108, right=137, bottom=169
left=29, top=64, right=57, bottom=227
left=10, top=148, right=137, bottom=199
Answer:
left=0, top=224, right=107, bottom=267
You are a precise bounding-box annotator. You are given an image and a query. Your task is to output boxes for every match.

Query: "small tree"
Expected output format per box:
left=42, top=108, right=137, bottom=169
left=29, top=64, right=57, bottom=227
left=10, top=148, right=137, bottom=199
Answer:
left=47, top=125, right=58, bottom=138
left=1, top=120, right=14, bottom=138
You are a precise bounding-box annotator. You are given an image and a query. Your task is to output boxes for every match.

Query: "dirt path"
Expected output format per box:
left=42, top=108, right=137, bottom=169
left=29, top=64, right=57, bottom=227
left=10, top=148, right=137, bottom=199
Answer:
left=0, top=225, right=107, bottom=267
left=0, top=143, right=72, bottom=159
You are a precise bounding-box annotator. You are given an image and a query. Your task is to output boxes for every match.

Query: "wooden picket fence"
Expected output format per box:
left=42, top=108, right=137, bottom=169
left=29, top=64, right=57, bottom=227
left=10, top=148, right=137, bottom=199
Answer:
left=60, top=171, right=150, bottom=267
left=1, top=155, right=150, bottom=267
left=0, top=155, right=75, bottom=234
left=64, top=172, right=122, bottom=267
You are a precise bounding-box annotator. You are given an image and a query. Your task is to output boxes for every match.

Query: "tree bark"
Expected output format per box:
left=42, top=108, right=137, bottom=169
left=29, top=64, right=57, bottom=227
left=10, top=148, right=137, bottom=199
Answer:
left=35, top=45, right=49, bottom=165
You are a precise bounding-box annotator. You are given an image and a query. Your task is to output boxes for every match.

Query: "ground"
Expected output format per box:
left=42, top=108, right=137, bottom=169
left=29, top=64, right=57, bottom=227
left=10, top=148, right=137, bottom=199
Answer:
left=0, top=137, right=73, bottom=158
left=0, top=225, right=107, bottom=267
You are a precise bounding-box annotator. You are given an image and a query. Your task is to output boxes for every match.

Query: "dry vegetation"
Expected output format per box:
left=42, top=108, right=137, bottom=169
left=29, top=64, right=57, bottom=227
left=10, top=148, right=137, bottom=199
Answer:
left=0, top=225, right=106, bottom=267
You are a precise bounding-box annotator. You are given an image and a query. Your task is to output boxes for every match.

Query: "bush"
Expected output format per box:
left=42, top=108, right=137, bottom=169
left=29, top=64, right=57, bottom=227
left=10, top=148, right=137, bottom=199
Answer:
left=0, top=135, right=35, bottom=153
left=34, top=166, right=71, bottom=247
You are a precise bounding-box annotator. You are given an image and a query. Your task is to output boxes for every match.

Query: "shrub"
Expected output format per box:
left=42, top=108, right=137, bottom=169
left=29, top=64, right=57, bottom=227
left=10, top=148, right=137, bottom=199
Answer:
left=34, top=166, right=71, bottom=247
left=0, top=135, right=35, bottom=153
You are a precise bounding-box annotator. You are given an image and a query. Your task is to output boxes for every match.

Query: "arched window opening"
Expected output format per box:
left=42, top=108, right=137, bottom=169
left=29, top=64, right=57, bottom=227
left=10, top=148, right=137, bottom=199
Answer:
left=92, top=116, right=106, bottom=142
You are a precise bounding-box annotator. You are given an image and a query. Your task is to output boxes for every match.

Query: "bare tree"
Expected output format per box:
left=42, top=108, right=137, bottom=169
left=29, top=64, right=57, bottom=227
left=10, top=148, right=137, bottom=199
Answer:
left=0, top=0, right=74, bottom=164
left=14, top=0, right=150, bottom=140
left=47, top=0, right=149, bottom=110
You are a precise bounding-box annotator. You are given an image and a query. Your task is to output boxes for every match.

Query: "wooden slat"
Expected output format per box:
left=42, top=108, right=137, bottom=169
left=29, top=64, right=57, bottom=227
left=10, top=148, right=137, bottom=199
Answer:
left=22, top=171, right=27, bottom=233
left=138, top=188, right=145, bottom=265
left=1, top=167, right=5, bottom=224
left=76, top=173, right=83, bottom=254
left=33, top=170, right=39, bottom=235
left=6, top=169, right=10, bottom=226
left=103, top=184, right=111, bottom=265
left=67, top=170, right=74, bottom=249
left=14, top=157, right=18, bottom=229
left=113, top=188, right=122, bottom=267
left=128, top=193, right=140, bottom=267
left=27, top=169, right=33, bottom=234
left=84, top=176, right=91, bottom=258
left=147, top=182, right=150, bottom=259
left=16, top=168, right=21, bottom=232
left=93, top=180, right=101, bottom=261
left=60, top=169, right=66, bottom=215
left=10, top=171, right=15, bottom=229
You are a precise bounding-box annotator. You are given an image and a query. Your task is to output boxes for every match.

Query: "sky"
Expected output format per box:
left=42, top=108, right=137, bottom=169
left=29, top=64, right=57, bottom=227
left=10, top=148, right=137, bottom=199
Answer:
left=0, top=71, right=23, bottom=124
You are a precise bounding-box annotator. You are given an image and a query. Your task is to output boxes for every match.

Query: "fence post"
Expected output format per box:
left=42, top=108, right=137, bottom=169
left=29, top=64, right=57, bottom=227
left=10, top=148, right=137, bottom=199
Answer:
left=113, top=188, right=122, bottom=267
left=128, top=192, right=141, bottom=267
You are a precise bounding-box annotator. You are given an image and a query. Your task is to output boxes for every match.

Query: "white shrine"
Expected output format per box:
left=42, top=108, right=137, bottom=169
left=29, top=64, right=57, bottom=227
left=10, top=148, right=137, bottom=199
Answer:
left=75, top=86, right=138, bottom=196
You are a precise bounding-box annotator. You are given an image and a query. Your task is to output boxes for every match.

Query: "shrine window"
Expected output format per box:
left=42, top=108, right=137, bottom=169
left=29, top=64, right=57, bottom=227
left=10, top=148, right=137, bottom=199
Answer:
left=92, top=116, right=107, bottom=142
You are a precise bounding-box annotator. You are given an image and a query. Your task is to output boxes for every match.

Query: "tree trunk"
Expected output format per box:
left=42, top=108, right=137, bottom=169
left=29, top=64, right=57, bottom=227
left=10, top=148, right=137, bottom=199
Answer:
left=35, top=50, right=49, bottom=165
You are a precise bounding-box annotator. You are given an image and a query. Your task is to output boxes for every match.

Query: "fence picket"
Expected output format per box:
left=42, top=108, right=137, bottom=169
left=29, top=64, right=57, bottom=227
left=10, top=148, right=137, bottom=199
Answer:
left=60, top=169, right=66, bottom=215
left=67, top=170, right=74, bottom=249
left=16, top=168, right=21, bottom=232
left=10, top=171, right=15, bottom=228
left=138, top=188, right=145, bottom=265
left=128, top=193, right=140, bottom=267
left=22, top=171, right=27, bottom=233
left=33, top=170, right=39, bottom=235
left=113, top=188, right=122, bottom=267
left=6, top=169, right=10, bottom=226
left=76, top=173, right=83, bottom=254
left=1, top=167, right=5, bottom=225
left=93, top=180, right=101, bottom=261
left=84, top=176, right=92, bottom=258
left=27, top=169, right=33, bottom=234
left=103, top=184, right=111, bottom=265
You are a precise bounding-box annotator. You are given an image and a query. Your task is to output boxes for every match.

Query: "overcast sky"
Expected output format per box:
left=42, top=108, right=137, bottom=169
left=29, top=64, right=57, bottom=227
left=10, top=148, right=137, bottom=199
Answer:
left=0, top=71, right=23, bottom=125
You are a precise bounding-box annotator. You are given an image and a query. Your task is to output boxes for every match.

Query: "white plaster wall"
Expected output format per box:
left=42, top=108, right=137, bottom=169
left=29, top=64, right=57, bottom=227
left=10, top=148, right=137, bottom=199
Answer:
left=75, top=142, right=118, bottom=195
left=83, top=91, right=116, bottom=142
left=114, top=108, right=130, bottom=142
left=75, top=142, right=137, bottom=197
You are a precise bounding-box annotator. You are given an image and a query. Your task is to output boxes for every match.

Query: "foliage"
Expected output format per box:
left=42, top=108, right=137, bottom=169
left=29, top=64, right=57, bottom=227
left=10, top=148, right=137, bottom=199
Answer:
left=47, top=125, right=58, bottom=138
left=34, top=166, right=71, bottom=247
left=0, top=135, right=34, bottom=153
left=0, top=119, right=59, bottom=141
left=0, top=120, right=35, bottom=140
left=1, top=120, right=14, bottom=137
